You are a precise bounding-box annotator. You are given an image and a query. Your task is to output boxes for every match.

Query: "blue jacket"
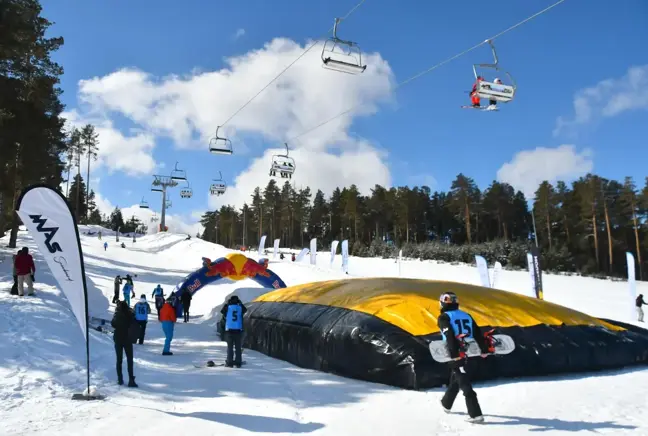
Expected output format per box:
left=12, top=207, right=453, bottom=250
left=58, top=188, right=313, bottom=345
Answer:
left=134, top=300, right=151, bottom=321
left=152, top=286, right=164, bottom=298
left=123, top=283, right=134, bottom=296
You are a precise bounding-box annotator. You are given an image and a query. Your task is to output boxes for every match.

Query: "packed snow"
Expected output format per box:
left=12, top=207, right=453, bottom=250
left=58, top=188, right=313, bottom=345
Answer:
left=1, top=228, right=647, bottom=435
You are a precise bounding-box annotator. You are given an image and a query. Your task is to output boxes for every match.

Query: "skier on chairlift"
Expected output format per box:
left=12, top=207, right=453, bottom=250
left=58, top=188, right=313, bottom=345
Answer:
left=470, top=76, right=499, bottom=111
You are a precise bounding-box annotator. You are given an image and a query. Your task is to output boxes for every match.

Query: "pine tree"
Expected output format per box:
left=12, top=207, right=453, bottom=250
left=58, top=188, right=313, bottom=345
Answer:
left=80, top=124, right=99, bottom=222
left=109, top=207, right=125, bottom=232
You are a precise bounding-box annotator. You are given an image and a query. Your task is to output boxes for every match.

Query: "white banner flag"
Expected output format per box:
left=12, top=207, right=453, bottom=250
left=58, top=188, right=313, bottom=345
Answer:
left=398, top=249, right=403, bottom=277
left=627, top=252, right=636, bottom=320
left=295, top=247, right=309, bottom=262
left=475, top=255, right=490, bottom=287
left=341, top=240, right=349, bottom=274
left=526, top=252, right=536, bottom=298
left=491, top=261, right=502, bottom=289
left=310, top=238, right=317, bottom=265
left=273, top=239, right=280, bottom=259
left=258, top=235, right=267, bottom=257
left=330, top=240, right=339, bottom=267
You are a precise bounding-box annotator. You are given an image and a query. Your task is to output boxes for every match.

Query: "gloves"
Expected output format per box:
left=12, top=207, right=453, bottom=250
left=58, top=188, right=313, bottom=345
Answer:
left=31, top=274, right=35, bottom=282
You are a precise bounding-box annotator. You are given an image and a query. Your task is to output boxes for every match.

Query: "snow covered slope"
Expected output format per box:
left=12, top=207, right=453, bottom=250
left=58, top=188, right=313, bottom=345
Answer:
left=1, top=231, right=647, bottom=435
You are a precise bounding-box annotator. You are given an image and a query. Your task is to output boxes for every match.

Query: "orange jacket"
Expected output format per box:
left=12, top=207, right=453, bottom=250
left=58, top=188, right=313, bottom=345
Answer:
left=159, top=303, right=177, bottom=322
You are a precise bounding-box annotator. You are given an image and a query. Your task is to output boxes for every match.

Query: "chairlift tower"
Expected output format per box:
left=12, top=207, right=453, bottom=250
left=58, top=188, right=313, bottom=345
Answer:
left=151, top=175, right=178, bottom=231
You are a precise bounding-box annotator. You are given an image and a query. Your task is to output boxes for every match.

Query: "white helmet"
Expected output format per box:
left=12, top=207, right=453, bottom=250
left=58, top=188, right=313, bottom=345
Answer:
left=494, top=77, right=502, bottom=84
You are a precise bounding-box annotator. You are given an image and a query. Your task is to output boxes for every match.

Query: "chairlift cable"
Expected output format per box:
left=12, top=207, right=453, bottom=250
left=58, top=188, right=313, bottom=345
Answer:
left=287, top=0, right=566, bottom=143
left=218, top=0, right=368, bottom=129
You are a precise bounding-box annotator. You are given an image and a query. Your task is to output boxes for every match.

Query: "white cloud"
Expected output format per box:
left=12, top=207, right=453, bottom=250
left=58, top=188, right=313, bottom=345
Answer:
left=94, top=191, right=202, bottom=236
left=70, top=37, right=395, bottom=203
left=233, top=28, right=245, bottom=40
left=63, top=110, right=158, bottom=176
left=496, top=145, right=594, bottom=199
left=554, top=64, right=648, bottom=135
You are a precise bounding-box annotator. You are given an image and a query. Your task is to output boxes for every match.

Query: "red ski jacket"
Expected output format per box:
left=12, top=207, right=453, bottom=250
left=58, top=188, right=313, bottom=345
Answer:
left=14, top=253, right=35, bottom=276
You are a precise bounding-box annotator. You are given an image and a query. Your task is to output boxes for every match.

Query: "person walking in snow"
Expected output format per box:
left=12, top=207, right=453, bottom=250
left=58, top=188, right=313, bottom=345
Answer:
left=159, top=301, right=177, bottom=355
left=103, top=241, right=108, bottom=251
left=181, top=289, right=192, bottom=323
left=152, top=284, right=165, bottom=320
left=438, top=292, right=489, bottom=423
left=14, top=247, right=35, bottom=296
left=113, top=275, right=122, bottom=304
left=221, top=295, right=247, bottom=368
left=122, top=281, right=135, bottom=307
left=133, top=295, right=151, bottom=344
left=111, top=301, right=138, bottom=387
left=637, top=294, right=646, bottom=322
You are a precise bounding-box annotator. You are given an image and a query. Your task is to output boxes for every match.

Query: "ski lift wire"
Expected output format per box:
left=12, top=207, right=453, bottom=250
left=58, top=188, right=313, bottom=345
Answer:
left=218, top=0, right=368, bottom=129
left=287, top=0, right=567, bottom=143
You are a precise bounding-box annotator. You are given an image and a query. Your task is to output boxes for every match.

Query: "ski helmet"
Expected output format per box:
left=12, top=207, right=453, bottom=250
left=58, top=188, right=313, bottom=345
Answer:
left=439, top=292, right=459, bottom=310
left=494, top=77, right=502, bottom=83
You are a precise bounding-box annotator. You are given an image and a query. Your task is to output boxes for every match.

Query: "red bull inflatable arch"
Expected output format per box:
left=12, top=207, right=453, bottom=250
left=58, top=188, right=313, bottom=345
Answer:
left=172, top=253, right=287, bottom=315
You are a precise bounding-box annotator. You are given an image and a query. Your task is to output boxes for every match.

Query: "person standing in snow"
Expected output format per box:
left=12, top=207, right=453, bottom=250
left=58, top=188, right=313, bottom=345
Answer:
left=122, top=281, right=135, bottom=307
left=221, top=295, right=247, bottom=367
left=637, top=294, right=646, bottom=322
left=437, top=292, right=488, bottom=423
left=181, top=290, right=192, bottom=323
left=103, top=241, right=108, bottom=251
left=133, top=295, right=151, bottom=344
left=111, top=301, right=138, bottom=387
left=112, top=275, right=122, bottom=304
left=152, top=284, right=165, bottom=320
left=14, top=247, right=35, bottom=296
left=159, top=301, right=177, bottom=355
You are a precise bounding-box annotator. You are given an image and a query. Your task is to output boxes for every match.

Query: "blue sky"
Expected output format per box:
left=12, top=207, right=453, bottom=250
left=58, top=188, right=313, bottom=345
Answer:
left=42, top=0, right=648, bottom=233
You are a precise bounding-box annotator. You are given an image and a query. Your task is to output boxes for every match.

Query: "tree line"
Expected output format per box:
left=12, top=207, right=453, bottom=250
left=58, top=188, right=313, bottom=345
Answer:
left=0, top=0, right=104, bottom=246
left=199, top=174, right=648, bottom=281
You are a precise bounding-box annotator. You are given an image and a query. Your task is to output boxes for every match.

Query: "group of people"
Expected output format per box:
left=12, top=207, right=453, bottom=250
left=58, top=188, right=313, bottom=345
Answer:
left=11, top=247, right=36, bottom=297
left=469, top=75, right=503, bottom=110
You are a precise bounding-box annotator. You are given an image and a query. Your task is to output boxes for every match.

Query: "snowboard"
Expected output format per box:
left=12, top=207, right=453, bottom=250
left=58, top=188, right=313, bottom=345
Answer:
left=429, top=330, right=515, bottom=363
left=193, top=360, right=247, bottom=368
left=461, top=105, right=499, bottom=111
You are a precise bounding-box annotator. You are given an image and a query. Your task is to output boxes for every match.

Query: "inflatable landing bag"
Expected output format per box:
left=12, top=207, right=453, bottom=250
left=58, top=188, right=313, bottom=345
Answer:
left=429, top=332, right=515, bottom=363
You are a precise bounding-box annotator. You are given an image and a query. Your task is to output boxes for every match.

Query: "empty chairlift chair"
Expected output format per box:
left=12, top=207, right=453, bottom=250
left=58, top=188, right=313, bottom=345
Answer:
left=269, top=143, right=296, bottom=179
left=171, top=162, right=187, bottom=182
left=472, top=40, right=516, bottom=105
left=321, top=18, right=367, bottom=75
left=180, top=181, right=193, bottom=199
left=210, top=171, right=227, bottom=196
left=209, top=126, right=233, bottom=155
left=151, top=183, right=163, bottom=193
left=139, top=197, right=149, bottom=209
left=165, top=199, right=172, bottom=209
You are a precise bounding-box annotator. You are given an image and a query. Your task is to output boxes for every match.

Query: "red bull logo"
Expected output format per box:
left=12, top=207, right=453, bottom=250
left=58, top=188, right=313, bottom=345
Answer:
left=240, top=258, right=271, bottom=278
left=187, top=278, right=201, bottom=292
left=205, top=258, right=237, bottom=278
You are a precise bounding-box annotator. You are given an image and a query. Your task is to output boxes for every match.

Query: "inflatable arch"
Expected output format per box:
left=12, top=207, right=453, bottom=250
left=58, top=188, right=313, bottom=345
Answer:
left=172, top=253, right=286, bottom=315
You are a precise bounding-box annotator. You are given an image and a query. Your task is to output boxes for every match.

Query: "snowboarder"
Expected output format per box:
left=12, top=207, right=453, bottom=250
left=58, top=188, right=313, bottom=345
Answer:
left=14, top=247, right=35, bottom=296
left=111, top=301, right=138, bottom=387
left=438, top=292, right=488, bottom=423
left=133, top=295, right=151, bottom=345
left=152, top=284, right=165, bottom=320
left=113, top=275, right=122, bottom=304
left=104, top=241, right=108, bottom=251
left=159, top=300, right=177, bottom=355
left=637, top=294, right=646, bottom=322
left=123, top=281, right=135, bottom=307
left=221, top=295, right=247, bottom=368
left=181, top=290, right=192, bottom=323
left=280, top=252, right=285, bottom=260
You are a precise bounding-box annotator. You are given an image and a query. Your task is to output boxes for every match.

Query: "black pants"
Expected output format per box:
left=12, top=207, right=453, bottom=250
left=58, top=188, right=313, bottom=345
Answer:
left=155, top=297, right=164, bottom=320
left=225, top=330, right=243, bottom=365
left=112, top=285, right=119, bottom=303
left=183, top=304, right=190, bottom=322
left=441, top=365, right=482, bottom=418
left=137, top=321, right=147, bottom=344
left=114, top=340, right=134, bottom=382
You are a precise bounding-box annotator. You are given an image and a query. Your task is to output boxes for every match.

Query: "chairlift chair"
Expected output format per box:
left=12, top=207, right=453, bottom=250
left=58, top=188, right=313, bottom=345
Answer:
left=472, top=40, right=516, bottom=104
left=210, top=171, right=227, bottom=196
left=150, top=213, right=159, bottom=223
left=170, top=162, right=187, bottom=181
left=321, top=18, right=367, bottom=75
left=209, top=126, right=233, bottom=155
left=269, top=143, right=296, bottom=179
left=180, top=180, right=193, bottom=199
left=166, top=200, right=172, bottom=209
left=139, top=197, right=149, bottom=209
left=151, top=183, right=163, bottom=192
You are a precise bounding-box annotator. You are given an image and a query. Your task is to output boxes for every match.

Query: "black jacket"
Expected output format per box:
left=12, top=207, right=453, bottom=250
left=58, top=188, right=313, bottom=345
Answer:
left=111, top=305, right=135, bottom=343
left=637, top=296, right=646, bottom=307
left=181, top=291, right=193, bottom=306
left=437, top=308, right=488, bottom=359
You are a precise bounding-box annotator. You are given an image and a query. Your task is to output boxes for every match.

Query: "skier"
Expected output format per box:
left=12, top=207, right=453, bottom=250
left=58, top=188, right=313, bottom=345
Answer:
left=181, top=290, right=192, bottom=323
left=488, top=77, right=503, bottom=108
left=220, top=295, right=247, bottom=367
left=637, top=294, right=646, bottom=322
left=159, top=300, right=177, bottom=355
left=469, top=76, right=484, bottom=108
left=151, top=284, right=165, bottom=320
left=438, top=292, right=488, bottom=423
left=280, top=252, right=285, bottom=260
left=14, top=247, right=35, bottom=296
left=103, top=241, right=108, bottom=251
left=111, top=301, right=138, bottom=387
left=291, top=253, right=296, bottom=262
left=122, top=281, right=135, bottom=307
left=133, top=295, right=151, bottom=344
left=112, top=275, right=122, bottom=304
